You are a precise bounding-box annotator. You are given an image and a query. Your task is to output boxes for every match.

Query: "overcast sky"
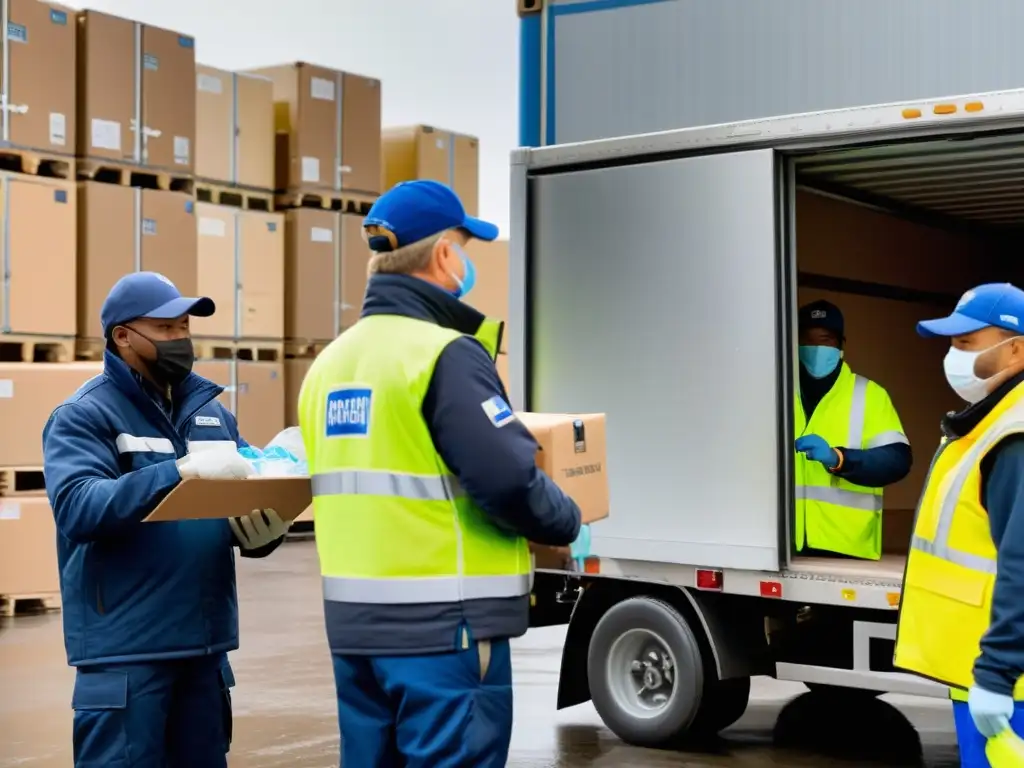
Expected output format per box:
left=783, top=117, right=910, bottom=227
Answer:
left=83, top=0, right=519, bottom=234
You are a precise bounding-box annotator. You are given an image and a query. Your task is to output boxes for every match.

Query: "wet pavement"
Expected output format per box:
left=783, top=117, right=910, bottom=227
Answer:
left=1, top=540, right=962, bottom=767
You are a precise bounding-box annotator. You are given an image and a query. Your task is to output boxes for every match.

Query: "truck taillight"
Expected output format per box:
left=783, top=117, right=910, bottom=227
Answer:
left=583, top=557, right=600, bottom=575
left=695, top=569, right=723, bottom=591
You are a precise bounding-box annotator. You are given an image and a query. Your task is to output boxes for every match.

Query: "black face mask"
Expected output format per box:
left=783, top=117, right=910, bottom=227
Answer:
left=124, top=327, right=195, bottom=386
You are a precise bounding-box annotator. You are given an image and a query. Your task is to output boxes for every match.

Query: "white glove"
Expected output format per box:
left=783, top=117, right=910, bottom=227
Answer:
left=176, top=450, right=256, bottom=480
left=229, top=509, right=290, bottom=550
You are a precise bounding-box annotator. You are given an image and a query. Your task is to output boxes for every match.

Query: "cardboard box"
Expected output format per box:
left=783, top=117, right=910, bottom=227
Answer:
left=517, top=412, right=609, bottom=524
left=192, top=359, right=233, bottom=410
left=247, top=62, right=381, bottom=195
left=383, top=125, right=479, bottom=215
left=77, top=183, right=196, bottom=340
left=236, top=361, right=285, bottom=448
left=0, top=175, right=76, bottom=336
left=0, top=362, right=103, bottom=466
left=465, top=238, right=508, bottom=350
left=284, top=357, right=312, bottom=426
left=285, top=209, right=367, bottom=340
left=0, top=496, right=60, bottom=596
left=76, top=10, right=196, bottom=171
left=195, top=65, right=274, bottom=189
left=145, top=476, right=312, bottom=523
left=194, top=204, right=285, bottom=339
left=3, top=0, right=75, bottom=154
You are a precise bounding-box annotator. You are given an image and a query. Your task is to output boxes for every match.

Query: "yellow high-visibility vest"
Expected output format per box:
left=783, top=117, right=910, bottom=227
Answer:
left=297, top=313, right=531, bottom=617
left=795, top=362, right=908, bottom=559
left=895, top=380, right=1024, bottom=699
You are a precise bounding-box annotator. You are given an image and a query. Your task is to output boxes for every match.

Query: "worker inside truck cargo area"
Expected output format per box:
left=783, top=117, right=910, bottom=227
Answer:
left=895, top=283, right=1024, bottom=768
left=794, top=300, right=912, bottom=560
left=297, top=179, right=587, bottom=768
left=41, top=271, right=291, bottom=768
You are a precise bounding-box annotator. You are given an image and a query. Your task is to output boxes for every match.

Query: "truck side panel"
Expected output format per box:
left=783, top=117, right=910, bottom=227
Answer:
left=525, top=0, right=1024, bottom=146
left=522, top=148, right=783, bottom=571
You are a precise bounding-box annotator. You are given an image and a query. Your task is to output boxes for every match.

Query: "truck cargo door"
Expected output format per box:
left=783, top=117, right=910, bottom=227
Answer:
left=526, top=149, right=783, bottom=572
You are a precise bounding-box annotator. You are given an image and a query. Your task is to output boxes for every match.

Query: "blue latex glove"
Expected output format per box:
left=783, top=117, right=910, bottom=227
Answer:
left=969, top=685, right=1014, bottom=739
left=795, top=434, right=839, bottom=469
left=570, top=524, right=591, bottom=570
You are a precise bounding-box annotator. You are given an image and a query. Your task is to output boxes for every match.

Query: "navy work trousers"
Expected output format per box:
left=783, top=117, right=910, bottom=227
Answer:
left=332, top=637, right=514, bottom=767
left=71, top=654, right=234, bottom=768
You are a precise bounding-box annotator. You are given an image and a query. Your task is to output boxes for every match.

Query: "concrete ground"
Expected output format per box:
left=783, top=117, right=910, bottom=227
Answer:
left=1, top=540, right=962, bottom=767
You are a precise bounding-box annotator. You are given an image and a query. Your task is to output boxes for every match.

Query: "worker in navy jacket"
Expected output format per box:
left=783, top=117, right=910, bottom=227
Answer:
left=42, top=271, right=290, bottom=768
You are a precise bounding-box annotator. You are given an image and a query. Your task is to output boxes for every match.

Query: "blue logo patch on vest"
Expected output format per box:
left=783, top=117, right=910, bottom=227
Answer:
left=481, top=396, right=515, bottom=428
left=326, top=387, right=372, bottom=437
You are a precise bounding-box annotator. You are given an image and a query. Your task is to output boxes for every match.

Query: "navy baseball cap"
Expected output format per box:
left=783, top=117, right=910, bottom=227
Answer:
left=918, top=283, right=1024, bottom=338
left=101, top=272, right=215, bottom=337
left=363, top=179, right=499, bottom=253
left=799, top=300, right=845, bottom=338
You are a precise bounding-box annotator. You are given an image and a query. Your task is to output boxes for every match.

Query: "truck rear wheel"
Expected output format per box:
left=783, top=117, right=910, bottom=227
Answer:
left=587, top=596, right=705, bottom=748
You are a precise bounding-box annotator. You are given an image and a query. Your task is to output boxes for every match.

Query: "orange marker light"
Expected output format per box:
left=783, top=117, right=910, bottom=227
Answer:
left=965, top=101, right=984, bottom=113
left=933, top=104, right=957, bottom=115
left=583, top=557, right=600, bottom=575
left=887, top=592, right=901, bottom=607
left=902, top=108, right=922, bottom=119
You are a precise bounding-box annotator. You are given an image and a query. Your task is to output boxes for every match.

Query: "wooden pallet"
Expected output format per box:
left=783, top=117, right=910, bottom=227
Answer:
left=0, top=145, right=73, bottom=179
left=0, top=467, right=46, bottom=497
left=77, top=158, right=194, bottom=193
left=275, top=188, right=377, bottom=216
left=0, top=334, right=74, bottom=362
left=194, top=338, right=284, bottom=363
left=74, top=338, right=105, bottom=361
left=284, top=339, right=332, bottom=359
left=0, top=592, right=61, bottom=618
left=196, top=182, right=273, bottom=212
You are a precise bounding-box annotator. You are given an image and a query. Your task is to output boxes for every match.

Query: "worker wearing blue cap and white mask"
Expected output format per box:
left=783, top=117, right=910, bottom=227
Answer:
left=895, top=283, right=1024, bottom=767
left=42, top=271, right=290, bottom=767
left=794, top=300, right=912, bottom=560
left=297, top=180, right=587, bottom=767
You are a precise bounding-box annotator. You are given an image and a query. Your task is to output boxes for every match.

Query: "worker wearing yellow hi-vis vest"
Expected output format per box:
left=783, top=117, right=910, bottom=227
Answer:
left=895, top=283, right=1024, bottom=767
left=297, top=180, right=584, bottom=768
left=794, top=300, right=912, bottom=559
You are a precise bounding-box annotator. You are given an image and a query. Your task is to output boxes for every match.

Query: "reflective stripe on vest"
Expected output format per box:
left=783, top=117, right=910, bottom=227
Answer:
left=311, top=469, right=462, bottom=502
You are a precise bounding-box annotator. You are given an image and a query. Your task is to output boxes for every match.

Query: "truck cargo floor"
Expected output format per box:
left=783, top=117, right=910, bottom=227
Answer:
left=787, top=553, right=906, bottom=582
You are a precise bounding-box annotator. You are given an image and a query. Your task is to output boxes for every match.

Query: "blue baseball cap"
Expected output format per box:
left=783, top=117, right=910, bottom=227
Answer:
left=363, top=179, right=499, bottom=252
left=101, top=272, right=215, bottom=337
left=917, top=283, right=1024, bottom=338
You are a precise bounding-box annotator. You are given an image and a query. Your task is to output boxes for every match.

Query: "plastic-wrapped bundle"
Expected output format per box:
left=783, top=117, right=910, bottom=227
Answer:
left=237, top=427, right=308, bottom=477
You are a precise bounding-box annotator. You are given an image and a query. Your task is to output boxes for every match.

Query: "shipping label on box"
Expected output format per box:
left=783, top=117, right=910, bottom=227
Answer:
left=516, top=412, right=609, bottom=524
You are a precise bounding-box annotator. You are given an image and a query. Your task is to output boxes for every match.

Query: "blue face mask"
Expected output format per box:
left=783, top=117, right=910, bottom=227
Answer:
left=799, top=345, right=842, bottom=379
left=449, top=244, right=476, bottom=300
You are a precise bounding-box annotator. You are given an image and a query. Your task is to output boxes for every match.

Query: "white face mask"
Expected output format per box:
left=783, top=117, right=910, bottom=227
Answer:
left=943, top=338, right=1015, bottom=404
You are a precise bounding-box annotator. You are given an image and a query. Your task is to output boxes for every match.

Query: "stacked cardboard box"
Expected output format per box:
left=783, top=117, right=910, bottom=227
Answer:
left=0, top=362, right=103, bottom=603
left=383, top=125, right=480, bottom=216
left=0, top=0, right=77, bottom=345
left=465, top=238, right=510, bottom=392
left=247, top=62, right=382, bottom=202
left=76, top=10, right=196, bottom=174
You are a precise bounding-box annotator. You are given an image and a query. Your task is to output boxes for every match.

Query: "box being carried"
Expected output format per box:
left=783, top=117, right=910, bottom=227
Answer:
left=517, top=412, right=608, bottom=524
left=516, top=412, right=608, bottom=570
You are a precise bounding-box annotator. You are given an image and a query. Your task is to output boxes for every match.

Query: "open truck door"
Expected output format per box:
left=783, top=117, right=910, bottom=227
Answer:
left=510, top=147, right=790, bottom=746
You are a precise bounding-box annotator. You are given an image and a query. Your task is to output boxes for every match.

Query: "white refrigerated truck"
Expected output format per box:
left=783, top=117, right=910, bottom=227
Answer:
left=512, top=87, right=1024, bottom=748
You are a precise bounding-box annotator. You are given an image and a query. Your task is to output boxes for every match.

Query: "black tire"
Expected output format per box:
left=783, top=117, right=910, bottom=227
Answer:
left=690, top=676, right=751, bottom=734
left=806, top=683, right=882, bottom=698
left=587, top=597, right=705, bottom=748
